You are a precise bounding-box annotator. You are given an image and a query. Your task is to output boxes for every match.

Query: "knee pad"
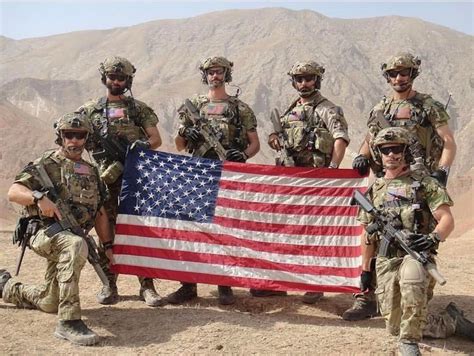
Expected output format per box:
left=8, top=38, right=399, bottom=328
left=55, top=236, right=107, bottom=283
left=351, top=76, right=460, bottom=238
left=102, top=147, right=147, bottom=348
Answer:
left=400, top=256, right=427, bottom=285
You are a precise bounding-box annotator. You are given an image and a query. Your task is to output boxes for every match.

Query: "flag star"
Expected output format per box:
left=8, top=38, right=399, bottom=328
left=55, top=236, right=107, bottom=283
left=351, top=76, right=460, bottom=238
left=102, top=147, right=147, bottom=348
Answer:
left=157, top=173, right=163, bottom=180
left=165, top=168, right=171, bottom=175
left=166, top=156, right=173, bottom=162
left=191, top=186, right=198, bottom=192
left=187, top=211, right=194, bottom=217
left=134, top=192, right=141, bottom=197
left=171, top=176, right=178, bottom=182
left=163, top=181, right=170, bottom=187
left=177, top=183, right=184, bottom=190
left=140, top=199, right=146, bottom=204
left=145, top=158, right=151, bottom=164
left=143, top=171, right=150, bottom=177
left=208, top=176, right=214, bottom=182
left=199, top=180, right=206, bottom=186
left=160, top=208, right=167, bottom=215
left=179, top=171, right=185, bottom=177
left=205, top=188, right=212, bottom=194
left=151, top=166, right=158, bottom=172
left=185, top=178, right=192, bottom=184
left=168, top=201, right=174, bottom=207
left=146, top=206, right=152, bottom=212
left=187, top=166, right=194, bottom=172
left=201, top=214, right=208, bottom=220
left=143, top=185, right=149, bottom=191
left=203, top=201, right=211, bottom=207
left=197, top=193, right=204, bottom=199
left=183, top=191, right=190, bottom=197
left=201, top=168, right=208, bottom=175
left=174, top=210, right=181, bottom=216
left=175, top=196, right=181, bottom=202
left=139, top=151, right=146, bottom=157
left=189, top=198, right=196, bottom=205
left=210, top=162, right=217, bottom=169
left=153, top=153, right=159, bottom=160
left=173, top=163, right=179, bottom=170
left=181, top=158, right=188, bottom=165
left=137, top=178, right=143, bottom=184
left=150, top=178, right=156, bottom=185
left=169, top=188, right=176, bottom=194
left=137, top=163, right=145, bottom=170
left=193, top=173, right=200, bottom=180
left=182, top=203, right=188, bottom=209
left=195, top=206, right=202, bottom=212
left=134, top=205, right=140, bottom=211
left=148, top=193, right=155, bottom=199
left=159, top=162, right=165, bottom=168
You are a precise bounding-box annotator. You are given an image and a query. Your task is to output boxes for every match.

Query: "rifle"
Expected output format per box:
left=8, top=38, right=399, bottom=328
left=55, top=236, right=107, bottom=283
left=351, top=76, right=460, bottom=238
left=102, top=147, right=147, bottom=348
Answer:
left=269, top=108, right=295, bottom=167
left=180, top=99, right=228, bottom=160
left=91, top=130, right=127, bottom=164
left=34, top=163, right=110, bottom=287
left=353, top=189, right=446, bottom=285
left=12, top=217, right=41, bottom=276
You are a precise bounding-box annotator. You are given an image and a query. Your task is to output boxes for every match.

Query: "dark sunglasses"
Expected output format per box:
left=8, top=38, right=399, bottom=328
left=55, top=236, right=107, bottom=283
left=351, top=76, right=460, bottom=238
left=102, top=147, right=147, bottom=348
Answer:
left=294, top=75, right=316, bottom=83
left=379, top=145, right=406, bottom=155
left=107, top=74, right=127, bottom=82
left=62, top=131, right=88, bottom=140
left=386, top=68, right=411, bottom=78
left=207, top=68, right=225, bottom=76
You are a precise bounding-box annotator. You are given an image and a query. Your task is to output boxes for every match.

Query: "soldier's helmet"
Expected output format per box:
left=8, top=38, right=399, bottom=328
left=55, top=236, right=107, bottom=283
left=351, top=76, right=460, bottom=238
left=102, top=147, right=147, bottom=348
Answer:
left=373, top=127, right=411, bottom=147
left=199, top=56, right=233, bottom=83
left=381, top=52, right=421, bottom=79
left=287, top=61, right=325, bottom=78
left=54, top=112, right=92, bottom=134
left=99, top=56, right=136, bottom=88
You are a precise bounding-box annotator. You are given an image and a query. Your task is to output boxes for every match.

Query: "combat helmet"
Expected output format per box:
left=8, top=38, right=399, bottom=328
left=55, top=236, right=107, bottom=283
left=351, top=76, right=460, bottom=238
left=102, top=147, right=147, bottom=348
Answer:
left=199, top=56, right=233, bottom=83
left=371, top=127, right=413, bottom=166
left=381, top=52, right=421, bottom=80
left=99, top=56, right=136, bottom=88
left=54, top=112, right=92, bottom=146
left=288, top=61, right=325, bottom=91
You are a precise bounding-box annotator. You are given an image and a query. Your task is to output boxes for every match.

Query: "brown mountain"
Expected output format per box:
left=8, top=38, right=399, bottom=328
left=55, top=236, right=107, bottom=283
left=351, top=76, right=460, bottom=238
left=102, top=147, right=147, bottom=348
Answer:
left=1, top=8, right=472, bottom=222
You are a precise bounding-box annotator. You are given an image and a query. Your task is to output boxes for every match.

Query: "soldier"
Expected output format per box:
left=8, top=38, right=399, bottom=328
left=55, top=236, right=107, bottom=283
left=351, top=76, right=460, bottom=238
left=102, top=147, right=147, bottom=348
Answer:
left=344, top=52, right=457, bottom=321
left=263, top=60, right=350, bottom=304
left=170, top=56, right=260, bottom=305
left=78, top=56, right=164, bottom=307
left=0, top=112, right=115, bottom=346
left=357, top=127, right=472, bottom=355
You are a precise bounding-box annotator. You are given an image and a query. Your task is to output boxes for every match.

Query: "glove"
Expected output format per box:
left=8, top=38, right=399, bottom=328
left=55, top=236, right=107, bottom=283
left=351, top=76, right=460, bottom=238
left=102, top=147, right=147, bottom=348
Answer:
left=360, top=270, right=373, bottom=292
left=130, top=140, right=151, bottom=151
left=407, top=232, right=441, bottom=252
left=226, top=149, right=248, bottom=162
left=181, top=127, right=203, bottom=144
left=431, top=169, right=448, bottom=187
left=352, top=154, right=370, bottom=176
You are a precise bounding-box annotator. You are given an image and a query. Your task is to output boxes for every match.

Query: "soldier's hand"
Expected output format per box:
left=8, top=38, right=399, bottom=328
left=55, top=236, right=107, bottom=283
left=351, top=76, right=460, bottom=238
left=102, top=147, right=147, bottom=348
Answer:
left=37, top=197, right=62, bottom=220
left=352, top=154, right=370, bottom=176
left=105, top=248, right=115, bottom=266
left=407, top=233, right=440, bottom=252
left=360, top=270, right=373, bottom=292
left=431, top=169, right=448, bottom=187
left=226, top=149, right=248, bottom=163
left=182, top=127, right=203, bottom=144
left=130, top=139, right=151, bottom=151
left=268, top=133, right=281, bottom=151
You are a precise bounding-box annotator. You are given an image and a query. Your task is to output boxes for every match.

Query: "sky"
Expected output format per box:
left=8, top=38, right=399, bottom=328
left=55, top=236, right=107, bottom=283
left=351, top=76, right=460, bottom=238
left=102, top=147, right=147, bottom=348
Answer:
left=0, top=1, right=472, bottom=40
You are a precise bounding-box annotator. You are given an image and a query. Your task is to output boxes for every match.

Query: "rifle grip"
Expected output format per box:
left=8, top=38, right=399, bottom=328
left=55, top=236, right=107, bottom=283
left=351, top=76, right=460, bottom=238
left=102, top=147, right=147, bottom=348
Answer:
left=426, top=262, right=446, bottom=286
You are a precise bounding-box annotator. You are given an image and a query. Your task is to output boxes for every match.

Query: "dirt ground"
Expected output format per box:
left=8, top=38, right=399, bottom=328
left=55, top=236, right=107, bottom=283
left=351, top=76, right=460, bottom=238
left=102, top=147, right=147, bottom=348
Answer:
left=0, top=226, right=473, bottom=356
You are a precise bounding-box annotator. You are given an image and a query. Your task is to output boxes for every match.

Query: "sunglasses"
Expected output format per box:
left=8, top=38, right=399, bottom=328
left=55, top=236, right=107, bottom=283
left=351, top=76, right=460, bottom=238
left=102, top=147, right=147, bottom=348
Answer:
left=107, top=74, right=127, bottom=82
left=62, top=131, right=88, bottom=140
left=294, top=75, right=316, bottom=83
left=207, top=68, right=225, bottom=76
left=379, top=145, right=406, bottom=155
left=386, top=69, right=411, bottom=78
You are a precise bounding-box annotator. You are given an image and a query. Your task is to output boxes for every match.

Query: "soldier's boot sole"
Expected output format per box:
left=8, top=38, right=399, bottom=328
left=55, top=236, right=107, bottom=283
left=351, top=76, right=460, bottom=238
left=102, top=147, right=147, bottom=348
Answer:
left=54, top=321, right=100, bottom=346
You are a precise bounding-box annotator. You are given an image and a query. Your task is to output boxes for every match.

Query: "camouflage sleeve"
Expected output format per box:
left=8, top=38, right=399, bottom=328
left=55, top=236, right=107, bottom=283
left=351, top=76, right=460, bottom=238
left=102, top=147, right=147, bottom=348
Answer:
left=13, top=161, right=42, bottom=191
left=136, top=101, right=159, bottom=129
left=426, top=98, right=450, bottom=129
left=176, top=97, right=197, bottom=134
left=322, top=105, right=350, bottom=143
left=422, top=176, right=453, bottom=213
left=238, top=101, right=257, bottom=132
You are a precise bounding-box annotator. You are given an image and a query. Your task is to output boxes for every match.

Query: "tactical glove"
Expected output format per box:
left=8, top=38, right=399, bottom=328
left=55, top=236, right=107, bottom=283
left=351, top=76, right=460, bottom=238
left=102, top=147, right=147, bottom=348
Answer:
left=226, top=149, right=248, bottom=162
left=431, top=169, right=448, bottom=187
left=352, top=154, right=370, bottom=176
left=181, top=127, right=203, bottom=144
left=407, top=232, right=441, bottom=252
left=130, top=140, right=151, bottom=151
left=360, top=270, right=373, bottom=292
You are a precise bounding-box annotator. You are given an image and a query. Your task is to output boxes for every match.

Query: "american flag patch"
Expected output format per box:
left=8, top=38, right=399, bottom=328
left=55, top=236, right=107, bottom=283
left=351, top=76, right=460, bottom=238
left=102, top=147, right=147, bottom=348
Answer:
left=206, top=103, right=226, bottom=115
left=107, top=108, right=126, bottom=119
left=74, top=163, right=90, bottom=175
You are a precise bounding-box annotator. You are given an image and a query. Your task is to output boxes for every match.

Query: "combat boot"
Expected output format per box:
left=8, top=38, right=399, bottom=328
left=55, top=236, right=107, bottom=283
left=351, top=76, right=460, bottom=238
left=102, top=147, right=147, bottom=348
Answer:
left=166, top=283, right=198, bottom=304
left=398, top=342, right=421, bottom=356
left=54, top=319, right=100, bottom=346
left=218, top=286, right=236, bottom=305
left=446, top=302, right=474, bottom=341
left=342, top=295, right=379, bottom=321
left=139, top=278, right=165, bottom=307
left=96, top=284, right=118, bottom=305
left=249, top=289, right=288, bottom=297
left=0, top=270, right=12, bottom=298
left=302, top=292, right=324, bottom=304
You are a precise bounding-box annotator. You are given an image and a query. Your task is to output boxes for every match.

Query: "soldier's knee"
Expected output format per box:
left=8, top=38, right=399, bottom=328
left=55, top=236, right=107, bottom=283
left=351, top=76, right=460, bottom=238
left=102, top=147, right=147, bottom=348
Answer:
left=400, top=256, right=426, bottom=285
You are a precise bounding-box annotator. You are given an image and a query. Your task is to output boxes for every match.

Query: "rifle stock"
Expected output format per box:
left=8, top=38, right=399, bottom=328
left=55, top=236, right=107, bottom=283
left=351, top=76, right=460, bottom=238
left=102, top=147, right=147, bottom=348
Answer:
left=270, top=108, right=294, bottom=167
left=91, top=131, right=127, bottom=163
left=353, top=190, right=446, bottom=285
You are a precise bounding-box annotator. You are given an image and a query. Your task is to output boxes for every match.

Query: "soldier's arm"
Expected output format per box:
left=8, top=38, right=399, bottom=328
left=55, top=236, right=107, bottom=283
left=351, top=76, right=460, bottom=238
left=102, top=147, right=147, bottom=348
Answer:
left=358, top=135, right=371, bottom=157
left=360, top=229, right=376, bottom=271
left=431, top=204, right=454, bottom=242
left=144, top=126, right=162, bottom=149
left=436, top=124, right=456, bottom=168
left=244, top=130, right=260, bottom=159
left=175, top=133, right=187, bottom=152
left=330, top=138, right=347, bottom=167
left=8, top=183, right=61, bottom=219
left=94, top=207, right=115, bottom=264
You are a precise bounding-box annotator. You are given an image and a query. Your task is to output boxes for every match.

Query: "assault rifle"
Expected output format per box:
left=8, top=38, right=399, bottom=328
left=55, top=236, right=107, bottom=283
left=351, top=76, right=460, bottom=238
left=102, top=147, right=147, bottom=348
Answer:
left=181, top=99, right=228, bottom=160
left=91, top=130, right=128, bottom=164
left=35, top=163, right=109, bottom=287
left=12, top=217, right=41, bottom=276
left=269, top=108, right=294, bottom=167
left=353, top=189, right=446, bottom=285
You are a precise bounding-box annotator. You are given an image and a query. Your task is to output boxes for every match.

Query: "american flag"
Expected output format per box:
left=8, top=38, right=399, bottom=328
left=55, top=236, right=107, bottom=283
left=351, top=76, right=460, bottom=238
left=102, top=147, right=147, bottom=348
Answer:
left=112, top=149, right=367, bottom=293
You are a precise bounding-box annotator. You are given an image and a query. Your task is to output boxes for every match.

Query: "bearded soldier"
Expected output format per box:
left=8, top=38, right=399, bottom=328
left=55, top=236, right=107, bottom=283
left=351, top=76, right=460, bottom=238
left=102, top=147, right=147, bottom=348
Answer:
left=356, top=127, right=472, bottom=355
left=260, top=60, right=349, bottom=304
left=344, top=52, right=457, bottom=321
left=170, top=56, right=260, bottom=305
left=1, top=112, right=114, bottom=346
left=78, top=56, right=164, bottom=307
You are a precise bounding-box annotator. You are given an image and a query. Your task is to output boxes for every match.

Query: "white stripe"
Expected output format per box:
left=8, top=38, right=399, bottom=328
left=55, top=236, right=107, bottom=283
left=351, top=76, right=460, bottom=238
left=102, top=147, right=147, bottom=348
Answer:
left=214, top=206, right=358, bottom=226
left=115, top=234, right=362, bottom=268
left=115, top=254, right=360, bottom=287
left=221, top=171, right=368, bottom=188
left=117, top=214, right=361, bottom=246
left=218, top=189, right=353, bottom=206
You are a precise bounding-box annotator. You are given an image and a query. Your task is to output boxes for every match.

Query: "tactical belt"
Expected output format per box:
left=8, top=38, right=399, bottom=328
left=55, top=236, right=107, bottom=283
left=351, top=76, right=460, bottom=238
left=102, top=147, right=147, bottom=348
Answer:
left=44, top=222, right=65, bottom=238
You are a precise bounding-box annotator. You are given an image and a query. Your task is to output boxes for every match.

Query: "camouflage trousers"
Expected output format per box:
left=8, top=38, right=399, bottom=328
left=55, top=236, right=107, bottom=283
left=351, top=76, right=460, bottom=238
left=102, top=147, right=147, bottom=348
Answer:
left=3, top=229, right=88, bottom=320
left=375, top=255, right=455, bottom=342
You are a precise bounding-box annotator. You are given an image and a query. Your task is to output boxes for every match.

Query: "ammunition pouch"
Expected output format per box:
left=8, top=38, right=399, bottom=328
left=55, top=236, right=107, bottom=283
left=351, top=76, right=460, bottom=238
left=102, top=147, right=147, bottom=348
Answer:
left=313, top=127, right=334, bottom=155
left=100, top=161, right=124, bottom=185
left=44, top=221, right=65, bottom=238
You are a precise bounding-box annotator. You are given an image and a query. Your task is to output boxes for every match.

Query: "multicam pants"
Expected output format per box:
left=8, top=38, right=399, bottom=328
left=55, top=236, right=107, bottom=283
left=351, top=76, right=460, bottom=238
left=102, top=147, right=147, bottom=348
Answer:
left=3, top=229, right=88, bottom=320
left=375, top=255, right=455, bottom=342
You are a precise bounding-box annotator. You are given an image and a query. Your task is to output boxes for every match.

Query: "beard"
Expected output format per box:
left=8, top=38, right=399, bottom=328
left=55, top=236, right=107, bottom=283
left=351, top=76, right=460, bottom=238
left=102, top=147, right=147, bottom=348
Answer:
left=106, top=82, right=127, bottom=95
left=298, top=87, right=316, bottom=98
left=62, top=144, right=84, bottom=157
left=391, top=81, right=412, bottom=93
left=208, top=79, right=225, bottom=89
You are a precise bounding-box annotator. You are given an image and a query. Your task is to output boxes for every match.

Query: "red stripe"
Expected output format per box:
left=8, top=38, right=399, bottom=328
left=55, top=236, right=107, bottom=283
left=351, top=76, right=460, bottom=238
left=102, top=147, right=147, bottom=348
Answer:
left=216, top=197, right=358, bottom=216
left=223, top=161, right=366, bottom=180
left=116, top=224, right=361, bottom=257
left=113, top=244, right=360, bottom=278
left=213, top=216, right=360, bottom=236
left=219, top=179, right=356, bottom=197
left=112, top=265, right=360, bottom=293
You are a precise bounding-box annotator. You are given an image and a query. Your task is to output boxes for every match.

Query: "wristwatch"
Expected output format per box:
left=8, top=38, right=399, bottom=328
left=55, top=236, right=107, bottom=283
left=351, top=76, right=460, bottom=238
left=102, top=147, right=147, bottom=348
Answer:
left=32, top=190, right=45, bottom=204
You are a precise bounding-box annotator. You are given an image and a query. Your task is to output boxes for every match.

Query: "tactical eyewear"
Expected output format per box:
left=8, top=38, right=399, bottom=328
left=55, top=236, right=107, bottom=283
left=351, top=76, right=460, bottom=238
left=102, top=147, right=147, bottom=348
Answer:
left=62, top=131, right=88, bottom=140
left=386, top=69, right=411, bottom=78
left=207, top=68, right=225, bottom=76
left=379, top=145, right=406, bottom=155
left=294, top=75, right=316, bottom=83
left=107, top=74, right=127, bottom=82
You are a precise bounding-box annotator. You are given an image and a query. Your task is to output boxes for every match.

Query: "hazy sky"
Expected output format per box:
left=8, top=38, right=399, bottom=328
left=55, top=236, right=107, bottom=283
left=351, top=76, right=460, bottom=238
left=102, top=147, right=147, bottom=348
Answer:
left=1, top=1, right=472, bottom=40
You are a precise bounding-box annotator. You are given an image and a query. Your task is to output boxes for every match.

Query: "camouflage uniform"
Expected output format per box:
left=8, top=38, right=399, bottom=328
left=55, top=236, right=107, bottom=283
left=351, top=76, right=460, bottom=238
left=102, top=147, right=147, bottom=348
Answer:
left=359, top=163, right=456, bottom=342
left=280, top=91, right=349, bottom=167
left=3, top=150, right=106, bottom=321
